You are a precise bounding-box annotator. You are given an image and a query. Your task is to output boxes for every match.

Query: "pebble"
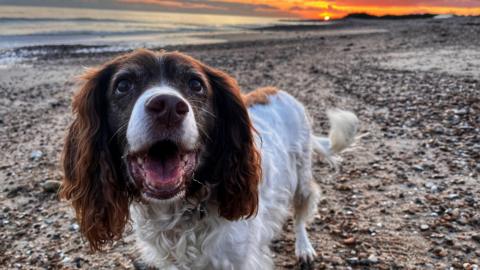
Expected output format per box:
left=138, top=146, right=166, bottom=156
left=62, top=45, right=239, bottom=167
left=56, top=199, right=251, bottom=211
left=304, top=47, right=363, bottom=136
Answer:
left=424, top=182, right=438, bottom=193
left=472, top=234, right=480, bottom=243
left=69, top=223, right=80, bottom=232
left=30, top=150, right=44, bottom=161
left=343, top=237, right=357, bottom=245
left=44, top=219, right=54, bottom=225
left=447, top=114, right=461, bottom=125
left=346, top=255, right=379, bottom=266
left=322, top=255, right=342, bottom=265
left=433, top=247, right=448, bottom=257
left=346, top=257, right=359, bottom=265
left=335, top=183, right=352, bottom=191
left=420, top=224, right=429, bottom=231
left=453, top=108, right=468, bottom=115
left=73, top=257, right=86, bottom=268
left=412, top=165, right=424, bottom=172
left=367, top=254, right=379, bottom=264
left=447, top=193, right=460, bottom=200
left=41, top=180, right=61, bottom=193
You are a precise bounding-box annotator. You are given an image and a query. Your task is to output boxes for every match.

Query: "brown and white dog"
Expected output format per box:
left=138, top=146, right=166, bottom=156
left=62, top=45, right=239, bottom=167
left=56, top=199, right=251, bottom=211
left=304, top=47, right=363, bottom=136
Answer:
left=61, top=49, right=358, bottom=269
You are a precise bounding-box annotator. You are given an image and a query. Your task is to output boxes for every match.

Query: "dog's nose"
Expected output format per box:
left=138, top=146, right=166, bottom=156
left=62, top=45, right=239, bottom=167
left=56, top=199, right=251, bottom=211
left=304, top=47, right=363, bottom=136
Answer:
left=145, top=95, right=189, bottom=126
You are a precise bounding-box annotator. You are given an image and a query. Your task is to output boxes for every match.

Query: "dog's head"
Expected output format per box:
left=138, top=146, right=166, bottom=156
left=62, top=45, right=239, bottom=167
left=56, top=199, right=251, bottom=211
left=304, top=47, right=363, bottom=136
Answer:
left=61, top=49, right=261, bottom=250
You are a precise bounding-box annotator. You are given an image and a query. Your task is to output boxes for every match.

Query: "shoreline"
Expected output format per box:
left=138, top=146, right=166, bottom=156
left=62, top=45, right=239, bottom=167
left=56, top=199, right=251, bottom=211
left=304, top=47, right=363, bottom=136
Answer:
left=0, top=20, right=388, bottom=68
left=6, top=14, right=467, bottom=66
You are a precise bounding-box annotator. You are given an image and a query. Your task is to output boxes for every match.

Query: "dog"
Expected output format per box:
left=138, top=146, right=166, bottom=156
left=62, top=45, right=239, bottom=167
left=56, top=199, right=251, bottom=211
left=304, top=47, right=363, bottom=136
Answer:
left=61, top=49, right=358, bottom=269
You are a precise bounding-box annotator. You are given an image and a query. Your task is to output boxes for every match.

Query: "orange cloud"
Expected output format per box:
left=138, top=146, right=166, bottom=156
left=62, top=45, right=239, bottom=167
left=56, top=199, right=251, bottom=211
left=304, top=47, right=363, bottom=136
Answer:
left=117, top=0, right=480, bottom=19
left=210, top=0, right=480, bottom=18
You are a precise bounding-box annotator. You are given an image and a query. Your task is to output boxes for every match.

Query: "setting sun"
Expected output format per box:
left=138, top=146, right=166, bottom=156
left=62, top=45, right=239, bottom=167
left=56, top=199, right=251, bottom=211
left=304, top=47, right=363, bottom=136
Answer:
left=324, top=15, right=331, bottom=21
left=203, top=0, right=480, bottom=19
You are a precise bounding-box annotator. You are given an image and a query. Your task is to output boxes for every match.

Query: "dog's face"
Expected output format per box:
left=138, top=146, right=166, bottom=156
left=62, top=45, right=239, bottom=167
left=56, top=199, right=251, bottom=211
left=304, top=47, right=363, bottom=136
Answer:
left=61, top=49, right=261, bottom=250
left=105, top=52, right=214, bottom=201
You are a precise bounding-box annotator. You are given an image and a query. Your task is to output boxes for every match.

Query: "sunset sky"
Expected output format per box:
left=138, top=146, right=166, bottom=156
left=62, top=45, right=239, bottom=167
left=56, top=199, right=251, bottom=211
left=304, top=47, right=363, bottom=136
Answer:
left=2, top=0, right=480, bottom=19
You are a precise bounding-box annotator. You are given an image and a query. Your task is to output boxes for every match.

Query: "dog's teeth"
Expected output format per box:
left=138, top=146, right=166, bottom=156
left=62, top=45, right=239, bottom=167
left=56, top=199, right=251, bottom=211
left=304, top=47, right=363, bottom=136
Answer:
left=137, top=157, right=143, bottom=164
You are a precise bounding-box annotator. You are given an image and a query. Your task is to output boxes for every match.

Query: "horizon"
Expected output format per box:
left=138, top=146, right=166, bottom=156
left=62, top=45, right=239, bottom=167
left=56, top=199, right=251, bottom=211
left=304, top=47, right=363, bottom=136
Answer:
left=0, top=0, right=479, bottom=20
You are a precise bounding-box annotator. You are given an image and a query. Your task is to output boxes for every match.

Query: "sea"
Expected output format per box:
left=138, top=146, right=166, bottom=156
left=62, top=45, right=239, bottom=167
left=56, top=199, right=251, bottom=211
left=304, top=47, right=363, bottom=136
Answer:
left=0, top=5, right=289, bottom=48
left=0, top=5, right=332, bottom=66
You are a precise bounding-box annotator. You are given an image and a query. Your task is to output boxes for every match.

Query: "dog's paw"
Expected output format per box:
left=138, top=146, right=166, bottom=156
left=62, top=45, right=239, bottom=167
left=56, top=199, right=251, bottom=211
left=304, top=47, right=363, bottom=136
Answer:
left=295, top=238, right=316, bottom=269
left=299, top=258, right=314, bottom=270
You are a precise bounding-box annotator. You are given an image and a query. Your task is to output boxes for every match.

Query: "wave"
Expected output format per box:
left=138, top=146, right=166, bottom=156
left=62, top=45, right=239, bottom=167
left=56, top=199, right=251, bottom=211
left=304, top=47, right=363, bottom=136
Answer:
left=0, top=16, right=139, bottom=24
left=0, top=44, right=132, bottom=66
left=0, top=17, right=262, bottom=30
left=0, top=27, right=223, bottom=38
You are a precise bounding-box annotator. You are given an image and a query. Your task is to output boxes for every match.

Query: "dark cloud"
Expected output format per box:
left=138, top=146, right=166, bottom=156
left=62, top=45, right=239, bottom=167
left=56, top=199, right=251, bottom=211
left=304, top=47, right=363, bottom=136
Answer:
left=288, top=5, right=334, bottom=12
left=118, top=0, right=291, bottom=17
left=0, top=0, right=290, bottom=17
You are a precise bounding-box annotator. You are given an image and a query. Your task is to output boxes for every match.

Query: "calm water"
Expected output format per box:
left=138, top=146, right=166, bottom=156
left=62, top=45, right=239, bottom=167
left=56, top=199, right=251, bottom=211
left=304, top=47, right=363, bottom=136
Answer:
left=0, top=5, right=335, bottom=67
left=0, top=5, right=287, bottom=49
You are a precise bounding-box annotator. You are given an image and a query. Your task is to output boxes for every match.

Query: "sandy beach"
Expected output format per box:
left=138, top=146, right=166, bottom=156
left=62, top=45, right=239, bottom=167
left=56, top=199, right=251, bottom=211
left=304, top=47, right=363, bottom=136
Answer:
left=1, top=17, right=479, bottom=269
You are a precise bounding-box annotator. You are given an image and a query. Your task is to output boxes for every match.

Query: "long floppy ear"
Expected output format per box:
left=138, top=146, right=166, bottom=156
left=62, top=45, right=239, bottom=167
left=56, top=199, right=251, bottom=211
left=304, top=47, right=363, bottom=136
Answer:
left=203, top=66, right=262, bottom=220
left=61, top=65, right=132, bottom=251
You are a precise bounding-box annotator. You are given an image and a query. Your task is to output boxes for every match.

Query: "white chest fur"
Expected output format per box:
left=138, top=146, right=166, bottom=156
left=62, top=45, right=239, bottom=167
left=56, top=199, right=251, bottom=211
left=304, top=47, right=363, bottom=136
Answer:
left=130, top=201, right=264, bottom=270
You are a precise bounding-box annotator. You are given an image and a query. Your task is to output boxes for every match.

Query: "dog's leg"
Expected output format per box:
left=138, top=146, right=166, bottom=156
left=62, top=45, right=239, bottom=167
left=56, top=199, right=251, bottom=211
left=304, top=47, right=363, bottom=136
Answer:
left=293, top=146, right=320, bottom=269
left=293, top=182, right=319, bottom=268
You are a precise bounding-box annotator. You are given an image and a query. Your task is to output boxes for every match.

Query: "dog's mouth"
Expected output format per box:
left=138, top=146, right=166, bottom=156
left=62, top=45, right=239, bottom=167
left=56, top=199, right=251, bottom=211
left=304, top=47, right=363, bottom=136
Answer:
left=127, top=140, right=197, bottom=200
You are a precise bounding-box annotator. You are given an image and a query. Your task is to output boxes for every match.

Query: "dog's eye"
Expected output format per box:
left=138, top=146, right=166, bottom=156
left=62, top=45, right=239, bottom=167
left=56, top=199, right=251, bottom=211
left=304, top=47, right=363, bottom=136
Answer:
left=188, top=79, right=203, bottom=93
left=116, top=80, right=133, bottom=94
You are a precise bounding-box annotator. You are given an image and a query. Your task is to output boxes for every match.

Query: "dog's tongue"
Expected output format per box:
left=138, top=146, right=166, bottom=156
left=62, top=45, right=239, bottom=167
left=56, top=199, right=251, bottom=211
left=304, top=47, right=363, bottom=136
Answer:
left=144, top=154, right=182, bottom=188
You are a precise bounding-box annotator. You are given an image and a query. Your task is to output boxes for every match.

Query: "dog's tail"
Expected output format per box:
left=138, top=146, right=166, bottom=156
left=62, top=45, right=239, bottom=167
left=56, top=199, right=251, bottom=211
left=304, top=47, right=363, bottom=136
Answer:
left=312, top=109, right=358, bottom=167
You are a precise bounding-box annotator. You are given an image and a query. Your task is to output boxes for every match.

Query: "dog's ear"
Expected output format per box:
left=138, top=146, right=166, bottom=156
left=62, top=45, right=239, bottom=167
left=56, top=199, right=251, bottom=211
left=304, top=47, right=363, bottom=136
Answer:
left=203, top=66, right=262, bottom=220
left=61, top=63, right=133, bottom=251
